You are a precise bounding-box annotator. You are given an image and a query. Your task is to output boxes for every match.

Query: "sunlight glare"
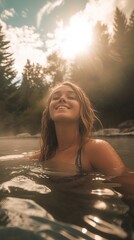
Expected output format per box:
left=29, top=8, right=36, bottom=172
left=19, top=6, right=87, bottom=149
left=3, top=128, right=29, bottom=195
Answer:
left=55, top=16, right=93, bottom=59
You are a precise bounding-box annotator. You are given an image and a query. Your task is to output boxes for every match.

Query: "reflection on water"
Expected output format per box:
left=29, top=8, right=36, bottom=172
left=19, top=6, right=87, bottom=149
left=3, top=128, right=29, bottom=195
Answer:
left=91, top=188, right=122, bottom=196
left=0, top=158, right=133, bottom=240
left=0, top=138, right=40, bottom=157
left=0, top=137, right=134, bottom=239
left=0, top=196, right=98, bottom=240
left=0, top=175, right=51, bottom=194
left=84, top=215, right=127, bottom=239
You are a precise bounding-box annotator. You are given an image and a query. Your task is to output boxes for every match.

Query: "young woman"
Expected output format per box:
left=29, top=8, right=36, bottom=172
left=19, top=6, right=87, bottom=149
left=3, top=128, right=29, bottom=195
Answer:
left=36, top=81, right=128, bottom=177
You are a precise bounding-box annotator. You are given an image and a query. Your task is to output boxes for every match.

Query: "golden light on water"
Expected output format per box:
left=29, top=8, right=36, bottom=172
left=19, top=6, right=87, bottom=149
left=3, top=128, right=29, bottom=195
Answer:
left=82, top=228, right=87, bottom=234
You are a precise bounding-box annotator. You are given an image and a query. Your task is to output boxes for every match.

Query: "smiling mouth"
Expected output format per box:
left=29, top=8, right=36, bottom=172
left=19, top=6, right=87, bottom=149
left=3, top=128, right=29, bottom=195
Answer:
left=56, top=105, right=70, bottom=110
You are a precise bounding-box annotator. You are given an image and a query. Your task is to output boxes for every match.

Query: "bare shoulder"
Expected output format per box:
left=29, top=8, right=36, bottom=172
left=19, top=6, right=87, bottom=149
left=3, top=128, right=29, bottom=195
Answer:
left=83, top=138, right=115, bottom=159
left=84, top=138, right=111, bottom=152
left=84, top=138, right=128, bottom=176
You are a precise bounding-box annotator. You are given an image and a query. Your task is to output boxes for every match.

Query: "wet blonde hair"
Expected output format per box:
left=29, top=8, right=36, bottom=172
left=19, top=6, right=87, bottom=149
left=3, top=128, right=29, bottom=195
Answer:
left=40, top=81, right=95, bottom=161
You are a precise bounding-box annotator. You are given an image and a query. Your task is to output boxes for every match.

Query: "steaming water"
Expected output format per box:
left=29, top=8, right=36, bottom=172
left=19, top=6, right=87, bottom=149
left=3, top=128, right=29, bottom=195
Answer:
left=0, top=137, right=134, bottom=240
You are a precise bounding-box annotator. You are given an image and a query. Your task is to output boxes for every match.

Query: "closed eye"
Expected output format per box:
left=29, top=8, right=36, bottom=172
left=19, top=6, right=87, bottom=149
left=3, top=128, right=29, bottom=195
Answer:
left=51, top=94, right=61, bottom=100
left=67, top=93, right=77, bottom=99
left=51, top=91, right=77, bottom=101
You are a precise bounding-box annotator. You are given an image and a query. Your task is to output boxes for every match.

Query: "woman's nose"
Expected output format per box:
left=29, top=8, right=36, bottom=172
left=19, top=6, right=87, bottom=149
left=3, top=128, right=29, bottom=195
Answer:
left=59, top=95, right=66, bottom=102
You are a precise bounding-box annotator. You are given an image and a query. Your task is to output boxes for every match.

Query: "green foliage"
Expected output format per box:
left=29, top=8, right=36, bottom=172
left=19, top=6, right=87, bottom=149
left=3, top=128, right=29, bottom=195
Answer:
left=127, top=10, right=134, bottom=65
left=0, top=8, right=134, bottom=135
left=0, top=25, right=17, bottom=101
left=112, top=7, right=128, bottom=59
left=70, top=8, right=134, bottom=127
left=46, top=52, right=67, bottom=86
left=16, top=59, right=50, bottom=133
left=0, top=25, right=18, bottom=135
left=19, top=59, right=47, bottom=109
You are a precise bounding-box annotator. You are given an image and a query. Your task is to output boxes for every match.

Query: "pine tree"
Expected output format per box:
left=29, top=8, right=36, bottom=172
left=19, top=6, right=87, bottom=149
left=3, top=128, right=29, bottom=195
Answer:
left=128, top=9, right=134, bottom=34
left=17, top=59, right=50, bottom=133
left=112, top=7, right=128, bottom=58
left=0, top=25, right=17, bottom=104
left=127, top=9, right=134, bottom=63
left=46, top=52, right=67, bottom=86
left=93, top=22, right=110, bottom=58
left=0, top=25, right=18, bottom=134
left=19, top=59, right=48, bottom=110
left=111, top=9, right=134, bottom=121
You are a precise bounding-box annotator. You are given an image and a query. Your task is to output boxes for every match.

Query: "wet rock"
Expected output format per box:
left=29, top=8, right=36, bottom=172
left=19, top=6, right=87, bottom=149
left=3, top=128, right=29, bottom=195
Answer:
left=118, top=120, right=134, bottom=133
left=16, top=133, right=31, bottom=138
left=93, top=120, right=134, bottom=136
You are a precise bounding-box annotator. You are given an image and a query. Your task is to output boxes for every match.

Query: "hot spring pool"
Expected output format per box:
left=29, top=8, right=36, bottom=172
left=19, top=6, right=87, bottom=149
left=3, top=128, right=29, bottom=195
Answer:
left=0, top=137, right=134, bottom=240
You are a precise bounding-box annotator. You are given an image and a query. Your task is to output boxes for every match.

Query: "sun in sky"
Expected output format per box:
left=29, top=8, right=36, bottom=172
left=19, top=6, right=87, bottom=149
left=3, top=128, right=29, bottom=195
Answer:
left=0, top=0, right=132, bottom=76
left=49, top=15, right=93, bottom=59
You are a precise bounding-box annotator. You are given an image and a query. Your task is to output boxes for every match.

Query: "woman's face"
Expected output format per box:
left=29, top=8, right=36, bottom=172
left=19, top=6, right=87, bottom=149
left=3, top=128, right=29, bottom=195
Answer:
left=49, top=85, right=81, bottom=123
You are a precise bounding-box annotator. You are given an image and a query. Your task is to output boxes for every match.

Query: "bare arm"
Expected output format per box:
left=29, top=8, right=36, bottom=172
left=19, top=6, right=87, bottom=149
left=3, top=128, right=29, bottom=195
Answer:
left=28, top=151, right=40, bottom=160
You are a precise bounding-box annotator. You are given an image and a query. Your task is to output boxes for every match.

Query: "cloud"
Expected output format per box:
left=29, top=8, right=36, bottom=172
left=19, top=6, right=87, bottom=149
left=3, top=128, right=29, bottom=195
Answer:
left=83, top=0, right=133, bottom=32
left=1, top=8, right=16, bottom=20
left=21, top=9, right=28, bottom=18
left=45, top=0, right=134, bottom=58
left=0, top=18, right=7, bottom=29
left=4, top=25, right=46, bottom=77
left=36, top=0, right=64, bottom=28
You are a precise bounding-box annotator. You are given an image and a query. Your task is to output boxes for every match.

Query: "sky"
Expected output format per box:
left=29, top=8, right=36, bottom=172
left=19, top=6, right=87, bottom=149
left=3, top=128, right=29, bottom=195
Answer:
left=0, top=0, right=133, bottom=78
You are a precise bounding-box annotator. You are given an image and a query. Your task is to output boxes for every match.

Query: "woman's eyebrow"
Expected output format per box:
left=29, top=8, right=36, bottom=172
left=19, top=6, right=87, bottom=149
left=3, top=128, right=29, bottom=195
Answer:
left=52, top=90, right=75, bottom=95
left=67, top=90, right=75, bottom=93
left=52, top=91, right=60, bottom=95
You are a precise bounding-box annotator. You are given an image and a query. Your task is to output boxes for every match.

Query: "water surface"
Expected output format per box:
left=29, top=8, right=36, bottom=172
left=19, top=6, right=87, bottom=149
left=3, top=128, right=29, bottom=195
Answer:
left=0, top=137, right=134, bottom=240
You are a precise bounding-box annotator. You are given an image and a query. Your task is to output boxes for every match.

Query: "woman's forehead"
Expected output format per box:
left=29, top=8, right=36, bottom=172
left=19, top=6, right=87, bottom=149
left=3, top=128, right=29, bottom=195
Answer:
left=52, top=85, right=74, bottom=94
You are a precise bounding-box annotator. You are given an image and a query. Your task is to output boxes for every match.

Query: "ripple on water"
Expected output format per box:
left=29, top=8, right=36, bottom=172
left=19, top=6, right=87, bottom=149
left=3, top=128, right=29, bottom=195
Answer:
left=0, top=197, right=96, bottom=240
left=0, top=156, right=133, bottom=240
left=0, top=175, right=51, bottom=194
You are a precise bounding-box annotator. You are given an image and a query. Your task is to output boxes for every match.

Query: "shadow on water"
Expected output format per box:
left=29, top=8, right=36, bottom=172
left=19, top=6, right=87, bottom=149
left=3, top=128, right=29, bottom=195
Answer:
left=0, top=157, right=134, bottom=240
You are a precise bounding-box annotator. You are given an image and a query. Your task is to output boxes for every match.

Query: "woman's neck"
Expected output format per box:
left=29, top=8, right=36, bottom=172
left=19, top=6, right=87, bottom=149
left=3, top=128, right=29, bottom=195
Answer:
left=55, top=122, right=81, bottom=151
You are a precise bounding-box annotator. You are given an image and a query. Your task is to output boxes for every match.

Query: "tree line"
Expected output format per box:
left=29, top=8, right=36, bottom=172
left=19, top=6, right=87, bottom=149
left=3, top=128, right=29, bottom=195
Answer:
left=0, top=7, right=134, bottom=136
